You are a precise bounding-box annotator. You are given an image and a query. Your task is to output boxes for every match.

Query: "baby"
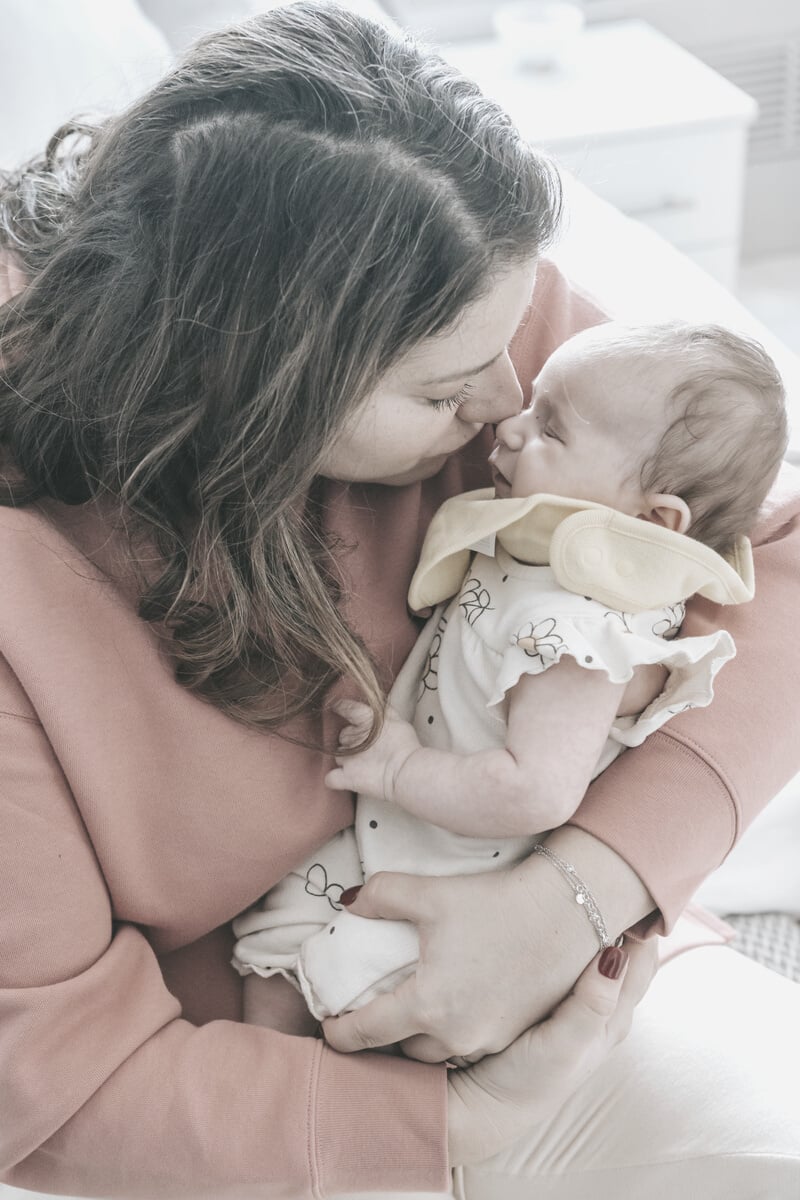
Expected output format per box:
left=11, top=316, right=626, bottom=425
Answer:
left=232, top=320, right=788, bottom=1021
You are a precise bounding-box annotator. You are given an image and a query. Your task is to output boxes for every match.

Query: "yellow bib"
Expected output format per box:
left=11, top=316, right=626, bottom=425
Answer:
left=408, top=489, right=754, bottom=614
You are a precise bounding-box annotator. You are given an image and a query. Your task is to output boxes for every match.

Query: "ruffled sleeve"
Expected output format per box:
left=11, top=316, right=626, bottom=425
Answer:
left=487, top=595, right=736, bottom=747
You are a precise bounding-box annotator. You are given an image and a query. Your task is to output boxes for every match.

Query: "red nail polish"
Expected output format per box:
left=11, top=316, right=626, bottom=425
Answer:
left=598, top=946, right=627, bottom=980
left=340, top=885, right=362, bottom=906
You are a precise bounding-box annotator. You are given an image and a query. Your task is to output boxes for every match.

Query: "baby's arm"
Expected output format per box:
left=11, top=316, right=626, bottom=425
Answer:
left=617, top=663, right=668, bottom=717
left=327, top=661, right=631, bottom=837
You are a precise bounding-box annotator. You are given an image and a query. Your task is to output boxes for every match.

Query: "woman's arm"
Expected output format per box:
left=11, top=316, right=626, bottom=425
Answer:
left=0, top=657, right=449, bottom=1199
left=328, top=664, right=627, bottom=837
left=510, top=261, right=800, bottom=932
left=571, top=463, right=800, bottom=933
left=0, top=642, right=652, bottom=1196
left=2, top=650, right=655, bottom=1198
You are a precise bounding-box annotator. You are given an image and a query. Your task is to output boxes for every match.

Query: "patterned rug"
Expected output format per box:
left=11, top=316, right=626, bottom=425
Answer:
left=725, top=912, right=800, bottom=982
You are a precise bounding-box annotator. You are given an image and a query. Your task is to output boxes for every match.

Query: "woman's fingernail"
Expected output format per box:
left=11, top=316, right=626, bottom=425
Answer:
left=598, top=946, right=627, bottom=980
left=340, top=885, right=362, bottom=906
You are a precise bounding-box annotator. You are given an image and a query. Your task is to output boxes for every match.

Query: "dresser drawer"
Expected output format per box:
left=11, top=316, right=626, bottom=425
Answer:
left=547, top=125, right=748, bottom=250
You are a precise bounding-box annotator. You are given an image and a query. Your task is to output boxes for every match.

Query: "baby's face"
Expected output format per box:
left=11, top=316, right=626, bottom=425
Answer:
left=489, top=328, right=675, bottom=513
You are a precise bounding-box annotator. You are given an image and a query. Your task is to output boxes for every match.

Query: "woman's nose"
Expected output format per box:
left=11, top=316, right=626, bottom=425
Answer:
left=458, top=351, right=523, bottom=425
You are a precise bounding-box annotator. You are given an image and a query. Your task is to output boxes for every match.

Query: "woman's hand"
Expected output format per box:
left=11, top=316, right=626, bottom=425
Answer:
left=447, top=940, right=657, bottom=1165
left=325, top=699, right=421, bottom=802
left=322, top=827, right=655, bottom=1062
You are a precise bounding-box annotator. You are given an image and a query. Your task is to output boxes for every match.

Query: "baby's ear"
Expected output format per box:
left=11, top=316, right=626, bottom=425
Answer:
left=640, top=492, right=691, bottom=534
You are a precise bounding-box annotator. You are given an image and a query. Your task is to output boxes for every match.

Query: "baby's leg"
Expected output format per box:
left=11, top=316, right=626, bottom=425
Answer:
left=242, top=972, right=320, bottom=1036
left=232, top=827, right=363, bottom=1018
left=297, top=909, right=421, bottom=1019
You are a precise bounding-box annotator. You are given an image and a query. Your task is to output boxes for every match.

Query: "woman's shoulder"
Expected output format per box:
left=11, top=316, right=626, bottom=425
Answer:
left=0, top=499, right=63, bottom=550
left=509, top=259, right=609, bottom=405
left=751, top=459, right=800, bottom=545
left=0, top=498, right=122, bottom=597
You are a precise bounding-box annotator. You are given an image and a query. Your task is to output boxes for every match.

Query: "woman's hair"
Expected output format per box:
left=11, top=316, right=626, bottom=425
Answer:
left=0, top=2, right=561, bottom=741
left=606, top=322, right=787, bottom=554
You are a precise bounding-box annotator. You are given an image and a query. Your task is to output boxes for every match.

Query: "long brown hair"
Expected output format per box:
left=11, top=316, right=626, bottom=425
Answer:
left=0, top=2, right=561, bottom=739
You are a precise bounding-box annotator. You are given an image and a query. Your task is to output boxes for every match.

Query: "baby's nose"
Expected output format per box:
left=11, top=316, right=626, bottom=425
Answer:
left=495, top=417, right=526, bottom=451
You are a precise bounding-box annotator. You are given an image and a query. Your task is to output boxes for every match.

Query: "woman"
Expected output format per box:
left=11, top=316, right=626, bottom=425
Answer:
left=0, top=4, right=797, bottom=1198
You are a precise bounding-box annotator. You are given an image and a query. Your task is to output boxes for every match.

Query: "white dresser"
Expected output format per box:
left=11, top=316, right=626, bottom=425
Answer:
left=446, top=20, right=757, bottom=290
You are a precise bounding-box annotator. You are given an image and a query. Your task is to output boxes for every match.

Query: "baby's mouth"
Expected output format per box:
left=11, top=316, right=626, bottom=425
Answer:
left=491, top=463, right=512, bottom=495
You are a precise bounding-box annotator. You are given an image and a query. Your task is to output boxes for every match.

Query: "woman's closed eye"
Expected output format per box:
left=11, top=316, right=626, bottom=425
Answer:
left=428, top=382, right=475, bottom=411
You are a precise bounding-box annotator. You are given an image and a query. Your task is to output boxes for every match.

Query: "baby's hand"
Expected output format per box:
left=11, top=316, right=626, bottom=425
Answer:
left=325, top=700, right=421, bottom=802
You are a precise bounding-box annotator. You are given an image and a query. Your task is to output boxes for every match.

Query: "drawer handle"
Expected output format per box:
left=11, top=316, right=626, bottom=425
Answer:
left=622, top=196, right=696, bottom=220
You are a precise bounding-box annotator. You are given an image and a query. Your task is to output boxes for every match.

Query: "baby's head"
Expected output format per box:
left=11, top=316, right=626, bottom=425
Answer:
left=490, top=321, right=788, bottom=553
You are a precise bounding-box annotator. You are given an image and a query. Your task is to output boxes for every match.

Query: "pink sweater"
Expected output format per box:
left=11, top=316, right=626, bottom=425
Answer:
left=1, top=260, right=800, bottom=1198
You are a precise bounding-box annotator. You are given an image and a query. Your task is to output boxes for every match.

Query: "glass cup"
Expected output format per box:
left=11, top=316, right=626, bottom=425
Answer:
left=493, top=2, right=586, bottom=72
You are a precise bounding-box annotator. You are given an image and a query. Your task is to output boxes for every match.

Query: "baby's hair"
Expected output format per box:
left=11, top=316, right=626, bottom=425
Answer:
left=603, top=322, right=788, bottom=554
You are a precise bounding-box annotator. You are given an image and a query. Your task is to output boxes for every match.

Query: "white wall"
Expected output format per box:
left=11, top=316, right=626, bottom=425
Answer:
left=392, top=0, right=800, bottom=258
left=601, top=1, right=800, bottom=257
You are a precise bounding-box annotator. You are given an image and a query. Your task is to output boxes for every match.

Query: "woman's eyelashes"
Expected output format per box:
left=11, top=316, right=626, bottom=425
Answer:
left=428, top=381, right=475, bottom=411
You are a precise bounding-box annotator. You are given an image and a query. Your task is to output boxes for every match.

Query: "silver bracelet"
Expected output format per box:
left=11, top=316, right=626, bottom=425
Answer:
left=532, top=844, right=615, bottom=951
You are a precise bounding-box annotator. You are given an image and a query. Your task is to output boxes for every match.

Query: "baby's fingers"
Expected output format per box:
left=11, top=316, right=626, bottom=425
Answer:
left=330, top=699, right=373, bottom=725
left=337, top=724, right=370, bottom=749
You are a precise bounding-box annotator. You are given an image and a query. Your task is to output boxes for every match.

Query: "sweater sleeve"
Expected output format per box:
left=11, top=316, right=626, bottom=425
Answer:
left=571, top=469, right=800, bottom=933
left=0, top=661, right=448, bottom=1199
left=514, top=260, right=800, bottom=934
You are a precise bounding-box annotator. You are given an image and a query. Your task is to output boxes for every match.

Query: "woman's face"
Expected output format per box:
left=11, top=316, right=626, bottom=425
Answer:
left=318, top=259, right=537, bottom=486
